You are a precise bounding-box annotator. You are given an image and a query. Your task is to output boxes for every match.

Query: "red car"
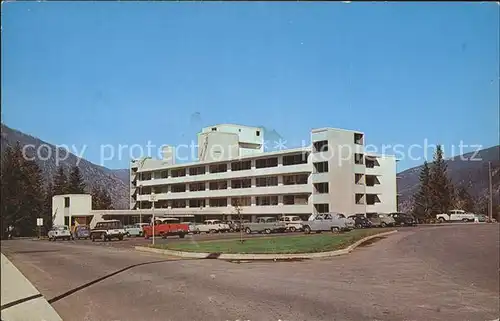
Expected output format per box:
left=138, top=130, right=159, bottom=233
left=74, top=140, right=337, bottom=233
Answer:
left=143, top=218, right=188, bottom=239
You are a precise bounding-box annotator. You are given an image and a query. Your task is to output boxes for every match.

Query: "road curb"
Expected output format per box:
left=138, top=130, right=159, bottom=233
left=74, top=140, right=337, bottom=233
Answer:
left=135, top=230, right=398, bottom=260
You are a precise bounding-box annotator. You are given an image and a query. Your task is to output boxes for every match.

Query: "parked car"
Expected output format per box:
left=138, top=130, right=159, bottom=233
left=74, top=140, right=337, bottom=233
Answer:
left=48, top=225, right=72, bottom=241
left=475, top=214, right=488, bottom=222
left=348, top=214, right=372, bottom=228
left=388, top=212, right=417, bottom=226
left=436, top=209, right=476, bottom=223
left=193, top=220, right=230, bottom=234
left=244, top=217, right=287, bottom=234
left=72, top=225, right=90, bottom=240
left=124, top=224, right=144, bottom=237
left=90, top=220, right=126, bottom=242
left=301, top=213, right=347, bottom=234
left=366, top=213, right=396, bottom=227
left=224, top=220, right=249, bottom=232
left=143, top=217, right=189, bottom=239
left=279, top=216, right=303, bottom=232
left=336, top=213, right=355, bottom=231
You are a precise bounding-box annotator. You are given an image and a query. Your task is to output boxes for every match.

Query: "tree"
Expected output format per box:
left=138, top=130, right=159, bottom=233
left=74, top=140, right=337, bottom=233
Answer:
left=53, top=166, right=68, bottom=195
left=454, top=186, right=475, bottom=212
left=412, top=161, right=432, bottom=222
left=1, top=142, right=45, bottom=237
left=232, top=198, right=244, bottom=243
left=91, top=186, right=114, bottom=210
left=43, top=180, right=55, bottom=233
left=67, top=166, right=86, bottom=194
left=1, top=144, right=24, bottom=237
left=428, top=145, right=453, bottom=215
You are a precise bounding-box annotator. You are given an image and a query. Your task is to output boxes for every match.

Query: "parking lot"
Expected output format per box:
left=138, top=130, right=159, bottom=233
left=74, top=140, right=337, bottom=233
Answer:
left=2, top=224, right=498, bottom=321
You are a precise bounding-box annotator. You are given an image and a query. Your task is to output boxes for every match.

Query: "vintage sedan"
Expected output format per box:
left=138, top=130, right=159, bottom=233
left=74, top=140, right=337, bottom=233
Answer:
left=72, top=225, right=90, bottom=240
left=301, top=213, right=347, bottom=234
left=48, top=225, right=72, bottom=241
left=124, top=224, right=144, bottom=237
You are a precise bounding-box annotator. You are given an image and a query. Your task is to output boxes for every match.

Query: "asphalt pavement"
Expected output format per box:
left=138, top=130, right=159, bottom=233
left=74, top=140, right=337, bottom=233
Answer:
left=1, top=224, right=499, bottom=321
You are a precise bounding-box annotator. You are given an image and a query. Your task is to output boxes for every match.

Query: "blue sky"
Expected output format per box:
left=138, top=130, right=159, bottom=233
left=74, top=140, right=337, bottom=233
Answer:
left=2, top=2, right=499, bottom=171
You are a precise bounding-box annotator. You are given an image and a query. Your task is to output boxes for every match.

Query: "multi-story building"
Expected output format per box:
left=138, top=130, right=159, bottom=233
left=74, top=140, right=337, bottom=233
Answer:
left=127, top=124, right=398, bottom=223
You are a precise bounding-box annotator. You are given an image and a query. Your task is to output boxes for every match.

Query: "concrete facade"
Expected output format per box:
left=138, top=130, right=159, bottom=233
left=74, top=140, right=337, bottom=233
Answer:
left=52, top=194, right=92, bottom=226
left=127, top=125, right=398, bottom=222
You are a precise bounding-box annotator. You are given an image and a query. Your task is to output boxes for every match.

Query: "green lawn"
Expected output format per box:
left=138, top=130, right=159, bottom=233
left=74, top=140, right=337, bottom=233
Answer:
left=150, top=228, right=395, bottom=254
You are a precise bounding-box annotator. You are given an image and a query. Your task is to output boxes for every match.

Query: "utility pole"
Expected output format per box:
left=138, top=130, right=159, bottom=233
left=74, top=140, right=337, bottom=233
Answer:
left=488, top=161, right=493, bottom=222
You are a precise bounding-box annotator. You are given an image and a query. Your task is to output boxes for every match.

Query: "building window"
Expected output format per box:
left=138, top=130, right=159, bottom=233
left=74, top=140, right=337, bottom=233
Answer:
left=189, top=166, right=206, bottom=176
left=231, top=179, right=251, bottom=189
left=171, top=184, right=186, bottom=193
left=314, top=182, right=329, bottom=194
left=212, top=127, right=217, bottom=131
left=365, top=175, right=380, bottom=186
left=231, top=197, right=251, bottom=207
left=313, top=161, right=329, bottom=173
left=256, top=130, right=260, bottom=136
left=365, top=157, right=379, bottom=168
left=64, top=197, right=70, bottom=208
left=160, top=170, right=168, bottom=178
left=172, top=200, right=186, bottom=208
left=255, top=157, right=278, bottom=169
left=283, top=195, right=295, bottom=205
left=354, top=153, right=364, bottom=165
left=283, top=153, right=308, bottom=166
left=171, top=168, right=186, bottom=177
left=189, top=199, right=205, bottom=208
left=231, top=160, right=251, bottom=171
left=355, top=194, right=365, bottom=204
left=366, top=194, right=380, bottom=205
left=314, top=203, right=329, bottom=213
left=255, top=176, right=278, bottom=187
left=209, top=180, right=228, bottom=190
left=155, top=185, right=168, bottom=193
left=355, top=173, right=364, bottom=185
left=209, top=198, right=227, bottom=207
left=313, top=140, right=329, bottom=152
left=354, top=133, right=364, bottom=145
left=189, top=182, right=206, bottom=191
left=283, top=174, right=308, bottom=185
left=141, top=172, right=152, bottom=180
left=256, top=196, right=278, bottom=206
left=209, top=163, right=227, bottom=173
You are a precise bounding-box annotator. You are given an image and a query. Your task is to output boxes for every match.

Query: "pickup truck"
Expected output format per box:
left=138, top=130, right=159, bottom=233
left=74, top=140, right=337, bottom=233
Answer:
left=192, top=220, right=230, bottom=234
left=301, top=213, right=347, bottom=234
left=436, top=209, right=476, bottom=223
left=244, top=217, right=287, bottom=234
left=143, top=218, right=189, bottom=239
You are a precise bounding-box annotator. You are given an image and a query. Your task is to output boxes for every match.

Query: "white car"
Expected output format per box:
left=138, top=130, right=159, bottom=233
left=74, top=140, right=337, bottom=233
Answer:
left=194, top=220, right=230, bottom=233
left=48, top=225, right=72, bottom=241
left=279, top=216, right=303, bottom=232
left=436, top=209, right=476, bottom=223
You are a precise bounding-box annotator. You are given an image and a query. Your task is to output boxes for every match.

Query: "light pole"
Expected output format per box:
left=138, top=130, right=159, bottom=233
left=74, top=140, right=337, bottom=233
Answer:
left=138, top=184, right=143, bottom=223
left=488, top=161, right=493, bottom=222
left=150, top=193, right=157, bottom=245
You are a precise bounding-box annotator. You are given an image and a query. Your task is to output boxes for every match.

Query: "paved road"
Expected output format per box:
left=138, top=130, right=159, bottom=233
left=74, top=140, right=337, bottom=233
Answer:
left=1, top=224, right=498, bottom=321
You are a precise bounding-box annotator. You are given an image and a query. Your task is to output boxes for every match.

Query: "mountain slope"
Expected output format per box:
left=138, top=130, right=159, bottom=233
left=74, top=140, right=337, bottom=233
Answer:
left=1, top=124, right=129, bottom=209
left=397, top=145, right=500, bottom=212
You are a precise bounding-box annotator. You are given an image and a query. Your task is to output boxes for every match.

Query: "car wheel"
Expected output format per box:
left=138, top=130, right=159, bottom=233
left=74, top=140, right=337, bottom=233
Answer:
left=462, top=218, right=469, bottom=223
left=245, top=227, right=252, bottom=234
left=179, top=233, right=185, bottom=239
left=229, top=228, right=234, bottom=233
left=289, top=227, right=296, bottom=232
left=91, top=235, right=95, bottom=242
left=380, top=222, right=387, bottom=228
left=331, top=227, right=340, bottom=233
left=304, top=226, right=311, bottom=234
left=355, top=224, right=362, bottom=229
left=138, top=232, right=143, bottom=237
left=264, top=228, right=271, bottom=234
left=118, top=235, right=124, bottom=241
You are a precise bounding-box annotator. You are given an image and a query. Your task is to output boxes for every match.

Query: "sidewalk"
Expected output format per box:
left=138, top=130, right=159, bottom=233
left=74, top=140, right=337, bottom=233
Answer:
left=1, top=253, right=62, bottom=321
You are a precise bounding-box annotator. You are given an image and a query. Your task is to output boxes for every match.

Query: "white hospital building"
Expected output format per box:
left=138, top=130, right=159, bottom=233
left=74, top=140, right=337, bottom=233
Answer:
left=125, top=124, right=398, bottom=223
